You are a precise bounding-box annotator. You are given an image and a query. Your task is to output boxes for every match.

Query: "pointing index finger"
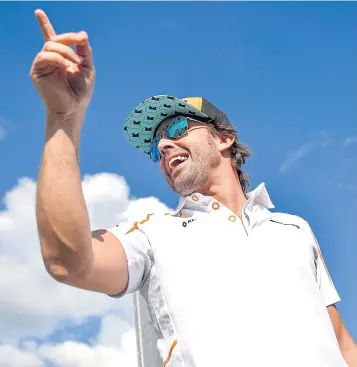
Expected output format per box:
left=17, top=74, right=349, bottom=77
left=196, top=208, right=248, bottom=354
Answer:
left=35, top=9, right=56, bottom=41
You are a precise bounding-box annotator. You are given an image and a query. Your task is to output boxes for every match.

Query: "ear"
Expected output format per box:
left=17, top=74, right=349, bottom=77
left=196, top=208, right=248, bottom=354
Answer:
left=215, top=133, right=235, bottom=153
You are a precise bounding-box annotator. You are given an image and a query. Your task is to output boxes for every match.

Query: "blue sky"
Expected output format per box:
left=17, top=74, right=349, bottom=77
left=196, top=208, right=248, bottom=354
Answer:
left=0, top=0, right=356, bottom=355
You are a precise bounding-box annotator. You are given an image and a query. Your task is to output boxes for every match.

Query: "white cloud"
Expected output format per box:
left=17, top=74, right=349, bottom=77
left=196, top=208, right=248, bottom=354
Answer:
left=279, top=131, right=330, bottom=174
left=279, top=141, right=315, bottom=173
left=0, top=345, right=43, bottom=367
left=0, top=327, right=138, bottom=367
left=38, top=328, right=137, bottom=367
left=0, top=172, right=170, bottom=364
left=343, top=135, right=357, bottom=147
left=97, top=313, right=133, bottom=348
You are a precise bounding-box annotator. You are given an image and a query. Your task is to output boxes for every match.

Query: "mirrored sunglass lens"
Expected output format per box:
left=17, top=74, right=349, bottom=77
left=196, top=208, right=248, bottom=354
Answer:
left=151, top=143, right=160, bottom=162
left=150, top=135, right=161, bottom=162
left=166, top=118, right=188, bottom=138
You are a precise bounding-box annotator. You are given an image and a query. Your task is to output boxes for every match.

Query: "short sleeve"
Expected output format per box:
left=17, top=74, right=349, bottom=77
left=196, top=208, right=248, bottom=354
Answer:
left=106, top=221, right=153, bottom=298
left=303, top=220, right=341, bottom=307
left=315, top=240, right=341, bottom=307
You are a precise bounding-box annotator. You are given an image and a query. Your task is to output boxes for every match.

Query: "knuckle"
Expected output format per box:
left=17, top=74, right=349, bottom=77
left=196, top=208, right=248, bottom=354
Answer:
left=59, top=32, right=75, bottom=39
left=43, top=40, right=55, bottom=51
left=36, top=51, right=47, bottom=61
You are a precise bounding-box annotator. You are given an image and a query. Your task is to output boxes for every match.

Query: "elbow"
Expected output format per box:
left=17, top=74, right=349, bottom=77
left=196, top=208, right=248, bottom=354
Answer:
left=40, top=241, right=93, bottom=284
left=37, top=225, right=93, bottom=283
left=45, top=261, right=72, bottom=283
left=45, top=258, right=91, bottom=284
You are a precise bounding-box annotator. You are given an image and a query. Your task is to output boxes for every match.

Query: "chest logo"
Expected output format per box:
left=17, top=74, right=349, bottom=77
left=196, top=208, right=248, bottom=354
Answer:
left=182, top=218, right=196, bottom=227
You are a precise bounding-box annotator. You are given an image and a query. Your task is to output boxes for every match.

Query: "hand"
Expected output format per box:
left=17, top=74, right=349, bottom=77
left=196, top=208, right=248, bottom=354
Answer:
left=30, top=9, right=95, bottom=117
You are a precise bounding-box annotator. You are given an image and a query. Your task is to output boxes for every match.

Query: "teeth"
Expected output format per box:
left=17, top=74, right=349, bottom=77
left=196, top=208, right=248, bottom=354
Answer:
left=169, top=155, right=188, bottom=169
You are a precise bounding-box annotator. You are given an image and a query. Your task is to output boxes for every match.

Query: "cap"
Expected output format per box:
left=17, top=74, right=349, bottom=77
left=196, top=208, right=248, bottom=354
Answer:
left=123, top=95, right=231, bottom=156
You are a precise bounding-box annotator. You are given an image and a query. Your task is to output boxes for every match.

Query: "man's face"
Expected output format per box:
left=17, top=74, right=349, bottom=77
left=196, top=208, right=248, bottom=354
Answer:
left=155, top=117, right=221, bottom=197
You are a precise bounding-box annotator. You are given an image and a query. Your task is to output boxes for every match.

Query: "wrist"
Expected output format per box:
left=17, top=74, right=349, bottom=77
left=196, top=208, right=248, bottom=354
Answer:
left=45, top=109, right=86, bottom=146
left=46, top=107, right=86, bottom=124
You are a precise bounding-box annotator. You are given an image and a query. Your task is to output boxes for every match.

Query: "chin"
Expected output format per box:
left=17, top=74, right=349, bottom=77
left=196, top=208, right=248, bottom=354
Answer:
left=170, top=178, right=200, bottom=197
left=173, top=187, right=195, bottom=197
left=166, top=164, right=207, bottom=197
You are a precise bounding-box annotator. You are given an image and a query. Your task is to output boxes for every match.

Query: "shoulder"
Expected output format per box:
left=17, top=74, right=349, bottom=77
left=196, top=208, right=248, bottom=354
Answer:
left=269, top=212, right=311, bottom=231
left=121, top=211, right=177, bottom=235
left=269, top=212, right=319, bottom=245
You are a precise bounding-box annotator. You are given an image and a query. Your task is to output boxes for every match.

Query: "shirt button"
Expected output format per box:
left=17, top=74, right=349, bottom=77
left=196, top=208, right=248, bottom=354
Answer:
left=212, top=202, right=220, bottom=210
left=228, top=215, right=236, bottom=222
left=191, top=195, right=199, bottom=201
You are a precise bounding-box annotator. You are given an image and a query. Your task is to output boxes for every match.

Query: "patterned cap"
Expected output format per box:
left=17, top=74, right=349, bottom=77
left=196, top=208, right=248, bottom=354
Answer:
left=123, top=95, right=231, bottom=156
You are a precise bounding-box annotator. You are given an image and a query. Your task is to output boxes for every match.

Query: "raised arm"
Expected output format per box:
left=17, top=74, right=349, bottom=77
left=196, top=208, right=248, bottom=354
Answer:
left=31, top=9, right=129, bottom=295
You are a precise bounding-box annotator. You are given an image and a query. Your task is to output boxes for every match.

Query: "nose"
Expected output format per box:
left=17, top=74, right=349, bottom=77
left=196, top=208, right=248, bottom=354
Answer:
left=157, top=135, right=176, bottom=156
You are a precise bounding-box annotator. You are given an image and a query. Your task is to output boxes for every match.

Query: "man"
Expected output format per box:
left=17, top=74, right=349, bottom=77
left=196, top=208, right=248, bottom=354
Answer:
left=31, top=9, right=356, bottom=367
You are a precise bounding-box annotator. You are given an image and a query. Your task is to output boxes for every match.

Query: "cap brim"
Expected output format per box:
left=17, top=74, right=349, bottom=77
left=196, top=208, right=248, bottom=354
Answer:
left=124, top=95, right=209, bottom=156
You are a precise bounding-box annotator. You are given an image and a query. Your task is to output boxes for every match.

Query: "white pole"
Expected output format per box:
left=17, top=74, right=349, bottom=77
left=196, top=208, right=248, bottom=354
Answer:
left=133, top=291, right=163, bottom=367
left=134, top=291, right=145, bottom=367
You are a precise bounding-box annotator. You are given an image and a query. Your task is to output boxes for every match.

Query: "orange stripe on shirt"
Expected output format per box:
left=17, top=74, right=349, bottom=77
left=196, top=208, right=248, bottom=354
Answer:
left=126, top=214, right=152, bottom=234
left=164, top=340, right=178, bottom=366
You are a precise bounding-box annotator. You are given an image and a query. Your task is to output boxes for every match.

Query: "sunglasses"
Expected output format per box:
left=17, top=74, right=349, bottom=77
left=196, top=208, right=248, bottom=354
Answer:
left=150, top=116, right=208, bottom=162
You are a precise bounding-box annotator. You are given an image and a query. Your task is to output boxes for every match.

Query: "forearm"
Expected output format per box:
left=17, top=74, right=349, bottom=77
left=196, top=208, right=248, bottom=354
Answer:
left=342, top=344, right=357, bottom=367
left=37, top=112, right=92, bottom=281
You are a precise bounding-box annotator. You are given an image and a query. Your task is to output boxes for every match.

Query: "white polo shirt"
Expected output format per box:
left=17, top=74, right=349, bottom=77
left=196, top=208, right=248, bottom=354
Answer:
left=108, top=183, right=347, bottom=367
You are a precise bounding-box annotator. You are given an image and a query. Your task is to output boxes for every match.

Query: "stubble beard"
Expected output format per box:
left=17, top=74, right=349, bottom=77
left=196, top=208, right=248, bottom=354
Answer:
left=167, top=137, right=221, bottom=197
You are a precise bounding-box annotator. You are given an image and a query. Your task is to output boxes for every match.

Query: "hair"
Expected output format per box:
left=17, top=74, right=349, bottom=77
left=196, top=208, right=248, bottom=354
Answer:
left=208, top=117, right=251, bottom=193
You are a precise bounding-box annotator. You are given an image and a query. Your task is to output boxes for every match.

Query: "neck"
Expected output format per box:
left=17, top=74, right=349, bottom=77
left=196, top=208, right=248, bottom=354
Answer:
left=199, top=168, right=248, bottom=218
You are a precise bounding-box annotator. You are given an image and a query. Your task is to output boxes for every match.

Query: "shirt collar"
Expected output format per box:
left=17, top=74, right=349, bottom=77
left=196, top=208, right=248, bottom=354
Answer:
left=245, top=182, right=275, bottom=210
left=172, top=182, right=275, bottom=216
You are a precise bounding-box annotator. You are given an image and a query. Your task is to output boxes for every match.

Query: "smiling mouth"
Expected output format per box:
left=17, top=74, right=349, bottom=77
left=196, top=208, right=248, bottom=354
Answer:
left=168, top=155, right=189, bottom=172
